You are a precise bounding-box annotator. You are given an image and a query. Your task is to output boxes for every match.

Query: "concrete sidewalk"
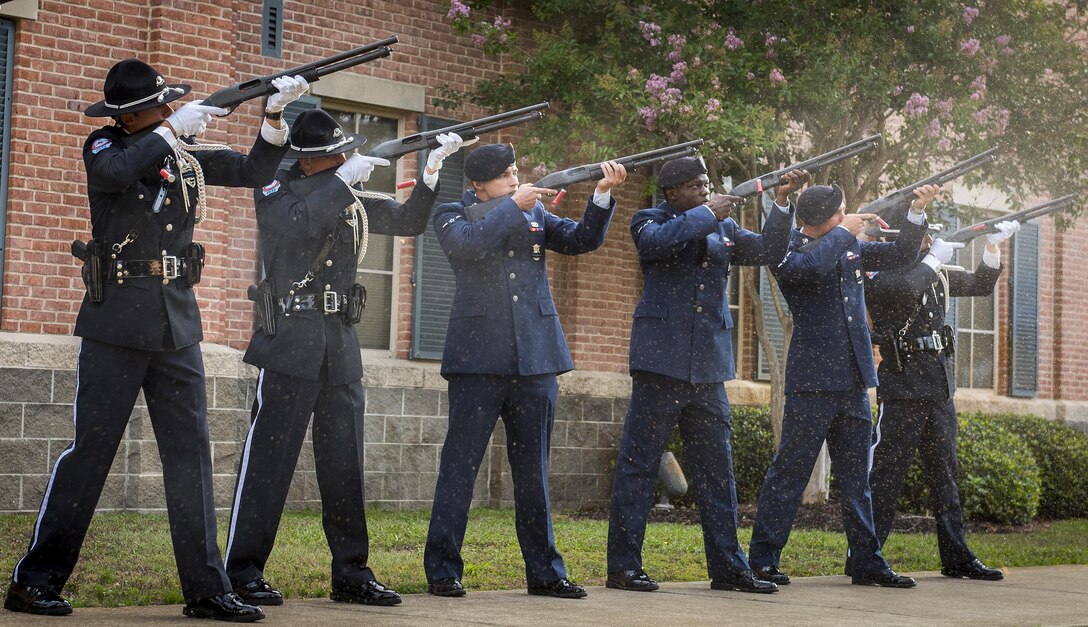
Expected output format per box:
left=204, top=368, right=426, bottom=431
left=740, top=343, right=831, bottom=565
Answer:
left=1, top=565, right=1084, bottom=626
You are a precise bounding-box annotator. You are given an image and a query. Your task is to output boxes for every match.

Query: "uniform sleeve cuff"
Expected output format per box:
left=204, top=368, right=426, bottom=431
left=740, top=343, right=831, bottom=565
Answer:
left=153, top=125, right=178, bottom=148
left=422, top=169, right=440, bottom=191
left=921, top=254, right=942, bottom=272
left=906, top=210, right=926, bottom=225
left=592, top=190, right=611, bottom=208
left=261, top=119, right=289, bottom=146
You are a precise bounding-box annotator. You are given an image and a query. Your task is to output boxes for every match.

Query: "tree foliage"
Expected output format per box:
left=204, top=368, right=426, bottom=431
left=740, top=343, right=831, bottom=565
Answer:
left=441, top=0, right=1088, bottom=213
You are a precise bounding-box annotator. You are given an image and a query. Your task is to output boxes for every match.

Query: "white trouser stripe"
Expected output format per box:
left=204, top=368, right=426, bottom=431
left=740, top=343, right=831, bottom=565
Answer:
left=225, top=368, right=266, bottom=565
left=868, top=401, right=884, bottom=473
left=13, top=340, right=85, bottom=582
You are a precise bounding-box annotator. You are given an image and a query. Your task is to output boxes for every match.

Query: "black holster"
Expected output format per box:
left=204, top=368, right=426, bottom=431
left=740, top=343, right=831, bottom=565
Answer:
left=880, top=330, right=903, bottom=373
left=940, top=325, right=956, bottom=356
left=247, top=279, right=277, bottom=336
left=186, top=242, right=206, bottom=285
left=71, top=239, right=106, bottom=303
left=346, top=283, right=367, bottom=324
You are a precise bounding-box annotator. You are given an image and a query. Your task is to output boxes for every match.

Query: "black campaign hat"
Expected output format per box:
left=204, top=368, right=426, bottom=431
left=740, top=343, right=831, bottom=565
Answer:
left=658, top=156, right=707, bottom=188
left=464, top=143, right=516, bottom=182
left=797, top=184, right=844, bottom=226
left=285, top=109, right=368, bottom=159
left=84, top=59, right=191, bottom=117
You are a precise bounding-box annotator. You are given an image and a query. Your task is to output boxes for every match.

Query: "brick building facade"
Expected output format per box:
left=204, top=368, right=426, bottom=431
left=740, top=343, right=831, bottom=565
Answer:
left=0, top=1, right=1084, bottom=514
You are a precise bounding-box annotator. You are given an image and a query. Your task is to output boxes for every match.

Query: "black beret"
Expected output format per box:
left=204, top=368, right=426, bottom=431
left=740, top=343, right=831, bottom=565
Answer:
left=464, top=143, right=516, bottom=182
left=658, top=156, right=707, bottom=189
left=797, top=184, right=844, bottom=226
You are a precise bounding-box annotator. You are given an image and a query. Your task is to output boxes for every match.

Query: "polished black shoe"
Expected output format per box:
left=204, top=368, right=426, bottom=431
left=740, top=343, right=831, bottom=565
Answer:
left=941, top=559, right=1004, bottom=581
left=712, top=570, right=779, bottom=594
left=182, top=592, right=264, bottom=622
left=4, top=581, right=73, bottom=616
left=428, top=577, right=466, bottom=597
left=851, top=567, right=916, bottom=588
left=605, top=569, right=659, bottom=592
left=753, top=565, right=791, bottom=585
left=330, top=579, right=402, bottom=606
left=233, top=578, right=283, bottom=606
left=527, top=578, right=588, bottom=599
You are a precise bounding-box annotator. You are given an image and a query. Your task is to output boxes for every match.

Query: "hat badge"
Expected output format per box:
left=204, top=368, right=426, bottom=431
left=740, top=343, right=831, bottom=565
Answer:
left=333, top=128, right=343, bottom=137
left=155, top=76, right=164, bottom=86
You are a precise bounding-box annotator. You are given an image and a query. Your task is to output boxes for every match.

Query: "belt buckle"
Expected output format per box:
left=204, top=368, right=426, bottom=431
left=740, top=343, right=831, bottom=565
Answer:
left=162, top=255, right=180, bottom=280
left=931, top=330, right=944, bottom=351
left=323, top=290, right=340, bottom=314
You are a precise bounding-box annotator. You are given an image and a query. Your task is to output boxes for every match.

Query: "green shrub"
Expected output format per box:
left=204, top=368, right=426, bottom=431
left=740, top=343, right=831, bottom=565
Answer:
left=661, top=404, right=776, bottom=507
left=979, top=413, right=1088, bottom=519
left=898, top=413, right=1040, bottom=525
left=730, top=405, right=776, bottom=503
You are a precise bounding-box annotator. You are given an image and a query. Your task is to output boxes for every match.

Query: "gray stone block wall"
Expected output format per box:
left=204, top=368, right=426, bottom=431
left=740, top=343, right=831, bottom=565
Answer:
left=0, top=333, right=638, bottom=514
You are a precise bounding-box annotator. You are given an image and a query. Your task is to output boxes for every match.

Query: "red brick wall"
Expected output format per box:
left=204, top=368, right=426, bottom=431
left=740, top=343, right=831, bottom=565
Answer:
left=3, top=1, right=1087, bottom=398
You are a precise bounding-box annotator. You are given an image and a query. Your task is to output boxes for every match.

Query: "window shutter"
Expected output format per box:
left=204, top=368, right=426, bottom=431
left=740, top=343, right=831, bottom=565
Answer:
left=756, top=192, right=786, bottom=380
left=1008, top=221, right=1039, bottom=397
left=0, top=19, right=14, bottom=323
left=410, top=116, right=464, bottom=359
left=261, top=0, right=284, bottom=58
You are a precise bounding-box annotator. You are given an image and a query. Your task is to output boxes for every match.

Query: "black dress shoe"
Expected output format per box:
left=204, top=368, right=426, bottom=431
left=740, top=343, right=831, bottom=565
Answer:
left=851, top=567, right=916, bottom=588
left=4, top=581, right=73, bottom=616
left=330, top=579, right=402, bottom=606
left=182, top=592, right=264, bottom=622
left=711, top=570, right=779, bottom=594
left=753, top=565, right=791, bottom=585
left=941, top=559, right=1004, bottom=581
left=605, top=569, right=659, bottom=592
left=428, top=577, right=466, bottom=597
left=234, top=578, right=283, bottom=606
left=527, top=578, right=588, bottom=599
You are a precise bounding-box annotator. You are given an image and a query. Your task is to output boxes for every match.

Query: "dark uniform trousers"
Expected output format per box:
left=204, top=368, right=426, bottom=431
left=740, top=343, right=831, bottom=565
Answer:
left=749, top=387, right=886, bottom=574
left=608, top=371, right=748, bottom=577
left=225, top=365, right=372, bottom=587
left=13, top=339, right=229, bottom=601
left=749, top=214, right=926, bottom=576
left=870, top=398, right=973, bottom=566
left=424, top=374, right=565, bottom=587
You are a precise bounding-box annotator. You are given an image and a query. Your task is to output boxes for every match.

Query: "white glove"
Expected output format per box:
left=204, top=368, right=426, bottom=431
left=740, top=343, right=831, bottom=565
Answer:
left=165, top=100, right=226, bottom=137
left=986, top=220, right=1020, bottom=245
left=265, top=75, right=309, bottom=113
left=926, top=238, right=965, bottom=265
left=426, top=132, right=467, bottom=172
left=335, top=154, right=390, bottom=185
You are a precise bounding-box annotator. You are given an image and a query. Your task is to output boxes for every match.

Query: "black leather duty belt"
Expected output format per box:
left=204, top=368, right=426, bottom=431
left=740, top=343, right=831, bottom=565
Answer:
left=112, top=256, right=193, bottom=281
left=277, top=291, right=348, bottom=315
left=898, top=331, right=947, bottom=354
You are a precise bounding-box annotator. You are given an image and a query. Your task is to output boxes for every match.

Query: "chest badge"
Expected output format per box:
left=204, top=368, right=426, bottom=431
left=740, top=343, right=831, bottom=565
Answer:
left=529, top=221, right=543, bottom=233
left=532, top=243, right=542, bottom=261
left=723, top=236, right=733, bottom=247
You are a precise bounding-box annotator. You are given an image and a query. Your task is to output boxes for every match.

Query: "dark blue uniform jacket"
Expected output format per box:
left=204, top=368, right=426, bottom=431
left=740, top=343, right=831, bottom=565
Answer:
left=433, top=190, right=615, bottom=377
left=772, top=214, right=926, bottom=393
left=628, top=202, right=794, bottom=384
left=76, top=124, right=287, bottom=350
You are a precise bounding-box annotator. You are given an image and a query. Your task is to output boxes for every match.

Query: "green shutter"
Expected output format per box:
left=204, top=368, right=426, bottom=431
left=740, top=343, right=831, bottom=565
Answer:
left=1009, top=221, right=1039, bottom=397
left=410, top=116, right=464, bottom=359
left=0, top=19, right=14, bottom=323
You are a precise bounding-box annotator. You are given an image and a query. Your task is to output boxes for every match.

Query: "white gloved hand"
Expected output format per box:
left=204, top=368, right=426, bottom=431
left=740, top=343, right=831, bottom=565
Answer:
left=426, top=132, right=467, bottom=172
left=265, top=75, right=310, bottom=113
left=986, top=219, right=1020, bottom=245
left=165, top=100, right=227, bottom=137
left=926, top=238, right=966, bottom=265
left=335, top=154, right=390, bottom=185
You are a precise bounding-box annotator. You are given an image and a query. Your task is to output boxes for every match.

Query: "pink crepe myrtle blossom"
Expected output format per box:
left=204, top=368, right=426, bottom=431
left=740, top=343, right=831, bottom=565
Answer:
left=904, top=92, right=929, bottom=117
left=447, top=0, right=469, bottom=19
left=963, top=7, right=979, bottom=26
